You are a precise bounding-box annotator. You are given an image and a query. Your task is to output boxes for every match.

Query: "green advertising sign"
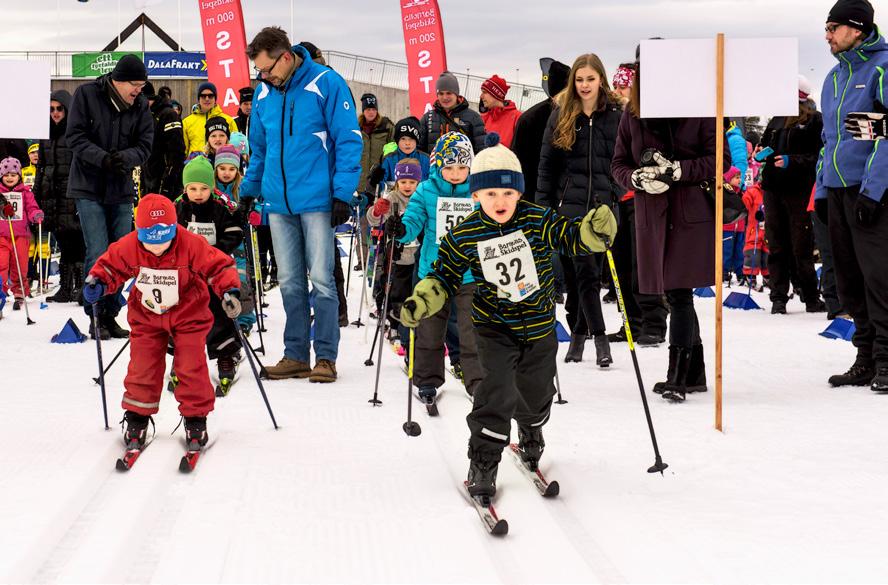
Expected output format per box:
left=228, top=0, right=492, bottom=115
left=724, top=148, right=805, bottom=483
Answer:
left=72, top=52, right=144, bottom=78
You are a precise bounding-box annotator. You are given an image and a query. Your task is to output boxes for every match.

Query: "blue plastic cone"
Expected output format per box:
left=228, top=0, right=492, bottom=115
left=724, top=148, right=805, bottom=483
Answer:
left=555, top=321, right=571, bottom=342
left=694, top=287, right=716, bottom=298
left=819, top=317, right=855, bottom=341
left=724, top=291, right=762, bottom=310
left=51, top=318, right=87, bottom=344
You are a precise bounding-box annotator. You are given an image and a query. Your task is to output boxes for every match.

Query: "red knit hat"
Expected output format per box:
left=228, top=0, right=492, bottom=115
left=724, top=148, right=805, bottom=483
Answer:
left=481, top=75, right=509, bottom=102
left=724, top=166, right=741, bottom=183
left=135, top=194, right=178, bottom=243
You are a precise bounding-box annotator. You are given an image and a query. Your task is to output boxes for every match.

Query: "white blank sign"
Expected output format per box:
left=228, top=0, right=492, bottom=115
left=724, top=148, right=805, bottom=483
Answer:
left=640, top=38, right=799, bottom=119
left=0, top=60, right=50, bottom=139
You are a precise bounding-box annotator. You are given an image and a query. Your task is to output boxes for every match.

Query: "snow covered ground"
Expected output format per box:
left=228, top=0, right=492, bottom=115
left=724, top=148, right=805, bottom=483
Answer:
left=2, top=263, right=887, bottom=584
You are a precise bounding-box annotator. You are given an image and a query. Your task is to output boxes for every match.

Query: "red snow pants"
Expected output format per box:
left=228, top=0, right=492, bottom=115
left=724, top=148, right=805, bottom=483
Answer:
left=0, top=235, right=31, bottom=298
left=122, top=301, right=215, bottom=418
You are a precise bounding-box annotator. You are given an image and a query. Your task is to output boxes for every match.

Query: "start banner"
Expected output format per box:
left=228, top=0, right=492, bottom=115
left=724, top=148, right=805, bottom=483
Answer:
left=197, top=0, right=251, bottom=116
left=400, top=0, right=448, bottom=117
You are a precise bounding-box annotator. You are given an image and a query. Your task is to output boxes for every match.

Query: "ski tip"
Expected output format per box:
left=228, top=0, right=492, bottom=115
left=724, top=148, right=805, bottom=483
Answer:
left=179, top=457, right=194, bottom=473
left=427, top=404, right=439, bottom=417
left=490, top=519, right=509, bottom=536
left=115, top=458, right=130, bottom=472
left=544, top=481, right=560, bottom=498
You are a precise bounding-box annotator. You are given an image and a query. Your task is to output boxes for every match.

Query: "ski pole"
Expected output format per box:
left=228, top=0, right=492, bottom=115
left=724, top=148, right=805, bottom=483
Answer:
left=7, top=218, right=34, bottom=325
left=92, top=338, right=131, bottom=384
left=368, top=205, right=400, bottom=405
left=403, top=327, right=421, bottom=436
left=363, top=236, right=386, bottom=364
left=554, top=364, right=567, bottom=404
left=231, top=315, right=278, bottom=429
left=243, top=333, right=269, bottom=379
left=249, top=225, right=268, bottom=336
left=345, top=208, right=358, bottom=294
left=245, top=225, right=266, bottom=354
left=91, top=302, right=110, bottom=430
left=37, top=223, right=43, bottom=296
left=603, top=237, right=667, bottom=474
left=351, top=224, right=368, bottom=328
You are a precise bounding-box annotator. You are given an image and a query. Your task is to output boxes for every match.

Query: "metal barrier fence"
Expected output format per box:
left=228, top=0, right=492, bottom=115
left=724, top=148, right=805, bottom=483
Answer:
left=0, top=49, right=548, bottom=110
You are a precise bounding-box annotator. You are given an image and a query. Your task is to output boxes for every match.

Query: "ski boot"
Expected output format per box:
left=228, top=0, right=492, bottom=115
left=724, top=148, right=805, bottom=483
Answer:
left=184, top=416, right=209, bottom=449
left=451, top=361, right=464, bottom=383
left=871, top=366, right=888, bottom=392
left=517, top=426, right=545, bottom=472
left=121, top=410, right=152, bottom=449
left=467, top=451, right=500, bottom=499
left=167, top=368, right=179, bottom=393
left=216, top=353, right=239, bottom=397
left=13, top=298, right=22, bottom=311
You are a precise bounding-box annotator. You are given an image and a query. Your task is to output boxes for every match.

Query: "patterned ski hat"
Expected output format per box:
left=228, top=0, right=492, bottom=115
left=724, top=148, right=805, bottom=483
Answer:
left=214, top=145, right=241, bottom=170
left=229, top=132, right=249, bottom=155
left=481, top=75, right=510, bottom=102
left=0, top=157, right=21, bottom=176
left=612, top=65, right=636, bottom=89
left=431, top=132, right=474, bottom=170
left=135, top=194, right=177, bottom=244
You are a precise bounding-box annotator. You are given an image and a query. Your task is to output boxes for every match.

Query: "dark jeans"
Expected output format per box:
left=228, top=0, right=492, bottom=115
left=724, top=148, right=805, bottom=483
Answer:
left=828, top=187, right=888, bottom=365
left=467, top=327, right=557, bottom=461
left=612, top=200, right=668, bottom=336
left=75, top=199, right=132, bottom=318
left=561, top=253, right=606, bottom=336
left=811, top=211, right=841, bottom=315
left=764, top=189, right=820, bottom=302
left=665, top=288, right=701, bottom=348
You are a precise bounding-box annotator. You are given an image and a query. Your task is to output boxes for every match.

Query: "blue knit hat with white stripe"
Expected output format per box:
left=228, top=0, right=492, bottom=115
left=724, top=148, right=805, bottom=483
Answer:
left=469, top=132, right=524, bottom=193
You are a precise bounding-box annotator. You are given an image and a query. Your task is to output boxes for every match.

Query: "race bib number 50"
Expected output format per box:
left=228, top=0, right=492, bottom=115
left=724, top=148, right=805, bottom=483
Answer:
left=435, top=197, right=473, bottom=244
left=135, top=267, right=180, bottom=315
left=477, top=230, right=540, bottom=302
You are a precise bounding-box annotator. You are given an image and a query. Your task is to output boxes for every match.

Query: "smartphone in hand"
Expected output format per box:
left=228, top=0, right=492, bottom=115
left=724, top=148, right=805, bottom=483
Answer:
left=754, top=147, right=774, bottom=162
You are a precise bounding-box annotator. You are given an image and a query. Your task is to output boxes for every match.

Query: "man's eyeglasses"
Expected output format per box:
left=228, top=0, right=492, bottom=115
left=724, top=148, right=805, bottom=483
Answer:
left=254, top=52, right=285, bottom=77
left=199, top=93, right=216, bottom=100
left=825, top=23, right=842, bottom=34
left=50, top=106, right=64, bottom=113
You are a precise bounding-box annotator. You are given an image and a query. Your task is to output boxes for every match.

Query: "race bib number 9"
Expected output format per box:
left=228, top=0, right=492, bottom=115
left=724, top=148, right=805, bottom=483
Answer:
left=435, top=197, right=473, bottom=244
left=5, top=192, right=23, bottom=221
left=135, top=267, right=180, bottom=315
left=477, top=230, right=541, bottom=302
left=187, top=221, right=217, bottom=246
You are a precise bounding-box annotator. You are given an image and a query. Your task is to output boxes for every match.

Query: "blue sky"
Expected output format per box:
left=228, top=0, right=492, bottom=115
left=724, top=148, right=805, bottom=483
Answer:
left=2, top=0, right=853, bottom=102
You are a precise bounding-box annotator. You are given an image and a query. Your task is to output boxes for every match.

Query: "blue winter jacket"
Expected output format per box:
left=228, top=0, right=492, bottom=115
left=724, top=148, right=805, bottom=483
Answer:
left=726, top=125, right=748, bottom=191
left=816, top=27, right=888, bottom=202
left=398, top=167, right=474, bottom=284
left=380, top=148, right=431, bottom=185
left=241, top=45, right=363, bottom=214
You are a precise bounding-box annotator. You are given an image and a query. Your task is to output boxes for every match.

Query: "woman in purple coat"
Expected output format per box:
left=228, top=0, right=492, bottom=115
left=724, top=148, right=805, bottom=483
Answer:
left=611, top=58, right=724, bottom=403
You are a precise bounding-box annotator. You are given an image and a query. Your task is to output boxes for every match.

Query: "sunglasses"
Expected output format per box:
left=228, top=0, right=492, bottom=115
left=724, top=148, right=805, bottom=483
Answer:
left=199, top=93, right=216, bottom=99
left=50, top=106, right=64, bottom=113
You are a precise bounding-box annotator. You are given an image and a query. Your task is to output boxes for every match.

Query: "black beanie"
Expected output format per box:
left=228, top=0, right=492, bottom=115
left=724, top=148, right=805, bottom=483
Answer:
left=394, top=116, right=421, bottom=143
left=540, top=58, right=569, bottom=99
left=361, top=93, right=378, bottom=111
left=205, top=116, right=231, bottom=140
left=828, top=0, right=875, bottom=35
left=238, top=86, right=254, bottom=103
left=142, top=81, right=156, bottom=100
left=111, top=54, right=147, bottom=82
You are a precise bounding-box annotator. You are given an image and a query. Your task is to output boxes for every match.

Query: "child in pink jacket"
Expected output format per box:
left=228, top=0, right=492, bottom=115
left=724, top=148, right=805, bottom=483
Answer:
left=0, top=157, right=43, bottom=308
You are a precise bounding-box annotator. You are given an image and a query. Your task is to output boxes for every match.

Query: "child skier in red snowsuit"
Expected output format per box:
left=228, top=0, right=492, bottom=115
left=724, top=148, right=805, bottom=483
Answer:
left=742, top=183, right=769, bottom=288
left=83, top=194, right=241, bottom=449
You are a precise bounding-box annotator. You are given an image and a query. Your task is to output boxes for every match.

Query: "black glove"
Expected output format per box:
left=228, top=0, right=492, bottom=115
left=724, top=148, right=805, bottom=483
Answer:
left=330, top=199, right=352, bottom=227
left=102, top=150, right=126, bottom=175
left=385, top=214, right=406, bottom=239
left=855, top=194, right=882, bottom=227
left=814, top=198, right=829, bottom=225
left=755, top=209, right=765, bottom=222
left=368, top=165, right=385, bottom=188
left=392, top=242, right=404, bottom=262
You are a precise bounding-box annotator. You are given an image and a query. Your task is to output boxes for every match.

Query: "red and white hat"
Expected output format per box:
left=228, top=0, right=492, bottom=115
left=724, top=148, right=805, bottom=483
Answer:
left=481, top=75, right=510, bottom=102
left=798, top=74, right=813, bottom=102
left=613, top=65, right=636, bottom=89
left=136, top=194, right=178, bottom=244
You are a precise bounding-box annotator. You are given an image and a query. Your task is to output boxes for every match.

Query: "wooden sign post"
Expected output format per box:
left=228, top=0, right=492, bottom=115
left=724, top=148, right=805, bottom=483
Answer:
left=640, top=36, right=798, bottom=431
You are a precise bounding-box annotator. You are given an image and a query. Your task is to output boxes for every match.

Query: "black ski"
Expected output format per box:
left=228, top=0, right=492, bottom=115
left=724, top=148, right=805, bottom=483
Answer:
left=463, top=481, right=508, bottom=536
left=412, top=389, right=440, bottom=416
left=508, top=444, right=560, bottom=498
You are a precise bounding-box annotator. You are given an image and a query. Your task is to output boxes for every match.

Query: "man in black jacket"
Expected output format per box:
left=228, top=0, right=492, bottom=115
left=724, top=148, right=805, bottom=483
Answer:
left=66, top=53, right=154, bottom=339
left=141, top=81, right=185, bottom=201
left=418, top=72, right=486, bottom=154
left=235, top=86, right=253, bottom=138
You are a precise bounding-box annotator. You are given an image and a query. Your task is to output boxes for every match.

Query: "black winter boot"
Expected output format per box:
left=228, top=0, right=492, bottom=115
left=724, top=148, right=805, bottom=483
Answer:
left=594, top=334, right=612, bottom=367
left=872, top=365, right=888, bottom=392
left=685, top=344, right=708, bottom=393
left=71, top=262, right=85, bottom=305
left=47, top=263, right=73, bottom=303
left=828, top=358, right=875, bottom=387
left=653, top=346, right=679, bottom=394
left=102, top=315, right=130, bottom=339
left=564, top=333, right=586, bottom=362
left=662, top=347, right=692, bottom=402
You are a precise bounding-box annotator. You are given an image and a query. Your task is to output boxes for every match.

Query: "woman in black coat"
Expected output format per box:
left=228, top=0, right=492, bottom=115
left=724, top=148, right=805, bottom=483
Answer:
left=536, top=53, right=623, bottom=367
left=34, top=89, right=84, bottom=303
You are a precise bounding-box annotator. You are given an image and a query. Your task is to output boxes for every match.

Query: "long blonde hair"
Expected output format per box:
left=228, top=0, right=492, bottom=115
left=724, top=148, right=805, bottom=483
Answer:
left=552, top=54, right=613, bottom=151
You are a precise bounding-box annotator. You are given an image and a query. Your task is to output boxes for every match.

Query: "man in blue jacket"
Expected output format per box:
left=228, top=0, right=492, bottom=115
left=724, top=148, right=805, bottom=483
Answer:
left=814, top=0, right=888, bottom=392
left=242, top=27, right=362, bottom=383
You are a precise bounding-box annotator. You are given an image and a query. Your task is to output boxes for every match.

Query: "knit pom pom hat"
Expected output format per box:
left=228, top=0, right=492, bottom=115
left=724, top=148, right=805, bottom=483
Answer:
left=469, top=133, right=524, bottom=193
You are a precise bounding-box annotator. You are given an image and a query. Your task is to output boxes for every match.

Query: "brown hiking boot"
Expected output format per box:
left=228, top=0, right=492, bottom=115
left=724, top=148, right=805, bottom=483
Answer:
left=265, top=357, right=312, bottom=380
left=309, top=359, right=337, bottom=383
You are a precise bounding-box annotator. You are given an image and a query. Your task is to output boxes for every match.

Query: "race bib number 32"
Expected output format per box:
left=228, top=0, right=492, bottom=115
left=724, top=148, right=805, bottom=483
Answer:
left=135, top=267, right=180, bottom=315
left=435, top=197, right=473, bottom=244
left=477, top=230, right=540, bottom=302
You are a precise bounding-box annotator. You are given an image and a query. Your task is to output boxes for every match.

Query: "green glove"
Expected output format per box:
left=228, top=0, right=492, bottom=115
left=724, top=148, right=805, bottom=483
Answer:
left=579, top=205, right=618, bottom=253
left=382, top=141, right=398, bottom=157
left=400, top=278, right=448, bottom=328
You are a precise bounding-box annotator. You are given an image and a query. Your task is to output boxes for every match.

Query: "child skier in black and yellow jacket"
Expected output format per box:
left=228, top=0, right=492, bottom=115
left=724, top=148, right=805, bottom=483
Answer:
left=399, top=133, right=618, bottom=499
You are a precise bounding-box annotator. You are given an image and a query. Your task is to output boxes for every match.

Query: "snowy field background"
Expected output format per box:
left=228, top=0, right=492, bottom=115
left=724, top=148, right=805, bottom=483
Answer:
left=2, top=254, right=887, bottom=584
